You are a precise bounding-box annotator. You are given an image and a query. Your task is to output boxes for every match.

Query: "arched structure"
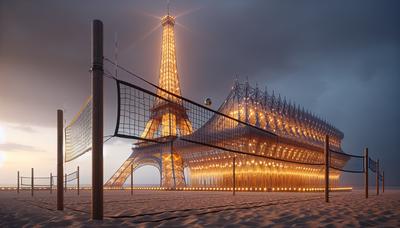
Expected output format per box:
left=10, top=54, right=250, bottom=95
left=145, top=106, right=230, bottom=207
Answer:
left=106, top=153, right=161, bottom=187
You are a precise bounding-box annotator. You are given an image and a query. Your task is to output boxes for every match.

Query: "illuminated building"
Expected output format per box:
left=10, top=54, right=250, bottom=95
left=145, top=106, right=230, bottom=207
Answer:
left=105, top=14, right=349, bottom=190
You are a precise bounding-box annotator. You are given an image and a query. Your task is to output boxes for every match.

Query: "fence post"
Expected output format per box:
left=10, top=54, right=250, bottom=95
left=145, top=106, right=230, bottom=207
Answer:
left=77, top=166, right=80, bottom=196
left=364, top=148, right=368, bottom=199
left=131, top=164, right=133, bottom=196
left=57, top=109, right=64, bottom=210
left=31, top=168, right=34, bottom=197
left=50, top=173, right=53, bottom=194
left=65, top=173, right=67, bottom=192
left=382, top=171, right=384, bottom=193
left=92, top=19, right=104, bottom=220
left=17, top=171, right=20, bottom=194
left=324, top=135, right=329, bottom=203
left=233, top=156, right=236, bottom=196
left=376, top=159, right=379, bottom=195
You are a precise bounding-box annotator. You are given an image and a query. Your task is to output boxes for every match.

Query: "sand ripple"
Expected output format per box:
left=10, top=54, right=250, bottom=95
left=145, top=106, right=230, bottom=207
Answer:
left=0, top=190, right=399, bottom=227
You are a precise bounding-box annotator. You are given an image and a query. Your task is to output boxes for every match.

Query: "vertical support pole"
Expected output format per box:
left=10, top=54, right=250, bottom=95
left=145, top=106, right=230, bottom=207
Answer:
left=376, top=159, right=379, bottom=195
left=31, top=168, right=34, bottom=197
left=382, top=171, right=384, bottom=193
left=324, top=135, right=329, bottom=203
left=65, top=173, right=67, bottom=192
left=92, top=19, right=104, bottom=220
left=160, top=151, right=163, bottom=188
left=77, top=166, right=80, bottom=196
left=17, top=171, right=20, bottom=194
left=131, top=164, right=133, bottom=196
left=364, top=148, right=368, bottom=199
left=50, top=173, right=53, bottom=194
left=233, top=156, right=236, bottom=196
left=57, top=109, right=63, bottom=210
left=170, top=140, right=176, bottom=189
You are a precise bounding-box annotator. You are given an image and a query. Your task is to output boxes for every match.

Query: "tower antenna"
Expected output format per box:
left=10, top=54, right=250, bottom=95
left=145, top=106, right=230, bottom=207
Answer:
left=167, top=0, right=170, bottom=15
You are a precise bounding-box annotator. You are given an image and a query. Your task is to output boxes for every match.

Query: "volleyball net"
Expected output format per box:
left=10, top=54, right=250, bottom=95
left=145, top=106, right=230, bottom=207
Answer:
left=65, top=96, right=93, bottom=162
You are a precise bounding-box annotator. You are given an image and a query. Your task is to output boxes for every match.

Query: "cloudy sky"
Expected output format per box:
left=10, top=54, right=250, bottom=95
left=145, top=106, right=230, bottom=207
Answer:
left=0, top=0, right=399, bottom=187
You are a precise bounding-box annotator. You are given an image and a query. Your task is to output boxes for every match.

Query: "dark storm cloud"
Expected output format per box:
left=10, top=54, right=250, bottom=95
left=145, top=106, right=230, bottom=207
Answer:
left=0, top=0, right=399, bottom=185
left=177, top=1, right=400, bottom=95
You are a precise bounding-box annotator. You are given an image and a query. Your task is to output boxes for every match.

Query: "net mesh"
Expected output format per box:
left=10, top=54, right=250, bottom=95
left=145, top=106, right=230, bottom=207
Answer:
left=329, top=149, right=365, bottom=173
left=114, top=79, right=328, bottom=166
left=66, top=171, right=78, bottom=182
left=65, top=96, right=92, bottom=162
left=20, top=176, right=52, bottom=188
left=369, top=157, right=377, bottom=173
left=104, top=60, right=373, bottom=189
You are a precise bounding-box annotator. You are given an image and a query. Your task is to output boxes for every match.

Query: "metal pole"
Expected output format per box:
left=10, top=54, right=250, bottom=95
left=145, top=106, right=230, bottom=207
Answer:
left=65, top=173, right=67, bottom=192
left=170, top=140, right=176, bottom=189
left=376, top=159, right=379, bottom=195
left=50, top=173, right=53, bottom=194
left=131, top=164, right=133, bottom=196
left=324, top=135, right=329, bottom=203
left=57, top=109, right=63, bottom=210
left=91, top=19, right=104, bottom=220
left=233, top=156, right=236, bottom=196
left=364, top=148, right=368, bottom=199
left=77, top=166, right=80, bottom=196
left=17, top=171, right=20, bottom=194
left=31, top=168, right=34, bottom=197
left=382, top=171, right=384, bottom=193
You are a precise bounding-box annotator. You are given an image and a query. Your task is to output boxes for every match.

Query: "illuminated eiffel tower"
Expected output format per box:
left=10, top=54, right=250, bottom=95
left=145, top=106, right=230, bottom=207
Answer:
left=105, top=13, right=192, bottom=188
left=141, top=14, right=192, bottom=139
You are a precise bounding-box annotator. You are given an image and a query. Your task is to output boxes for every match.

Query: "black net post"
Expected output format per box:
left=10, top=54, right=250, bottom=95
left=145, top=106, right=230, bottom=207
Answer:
left=77, top=166, right=80, bottom=196
left=65, top=173, right=67, bottom=192
left=170, top=140, right=176, bottom=190
left=376, top=159, right=379, bottom=195
left=364, top=148, right=368, bottom=199
left=324, top=135, right=329, bottom=203
left=131, top=164, right=133, bottom=196
left=57, top=109, right=64, bottom=210
left=17, top=171, right=20, bottom=194
left=91, top=19, right=104, bottom=220
left=232, top=156, right=236, bottom=196
left=50, top=173, right=53, bottom=194
left=382, top=171, right=385, bottom=193
left=31, top=168, right=34, bottom=197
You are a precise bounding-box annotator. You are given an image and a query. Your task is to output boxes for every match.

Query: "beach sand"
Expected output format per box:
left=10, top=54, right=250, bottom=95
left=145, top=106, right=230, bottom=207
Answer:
left=0, top=189, right=399, bottom=227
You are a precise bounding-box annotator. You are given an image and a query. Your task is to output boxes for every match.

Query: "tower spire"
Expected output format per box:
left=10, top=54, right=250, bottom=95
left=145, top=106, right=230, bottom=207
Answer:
left=167, top=0, right=170, bottom=15
left=140, top=11, right=192, bottom=139
left=158, top=12, right=180, bottom=103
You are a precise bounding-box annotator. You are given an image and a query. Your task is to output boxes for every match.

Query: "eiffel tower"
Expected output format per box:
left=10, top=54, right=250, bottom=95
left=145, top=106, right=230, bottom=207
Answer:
left=105, top=13, right=192, bottom=188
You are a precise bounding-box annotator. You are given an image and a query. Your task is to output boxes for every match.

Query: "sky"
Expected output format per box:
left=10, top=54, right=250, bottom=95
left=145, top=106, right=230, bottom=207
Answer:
left=0, top=0, right=399, bottom=187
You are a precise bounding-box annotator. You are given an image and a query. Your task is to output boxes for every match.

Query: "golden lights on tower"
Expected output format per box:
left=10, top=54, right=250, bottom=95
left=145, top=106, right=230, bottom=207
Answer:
left=136, top=13, right=192, bottom=188
left=140, top=14, right=192, bottom=139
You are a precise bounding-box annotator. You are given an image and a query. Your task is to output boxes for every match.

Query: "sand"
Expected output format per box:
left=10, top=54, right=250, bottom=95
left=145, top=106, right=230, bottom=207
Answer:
left=0, top=189, right=399, bottom=227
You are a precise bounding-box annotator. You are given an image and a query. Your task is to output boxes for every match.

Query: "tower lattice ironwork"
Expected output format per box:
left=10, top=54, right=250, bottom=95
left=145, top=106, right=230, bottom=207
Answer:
left=106, top=14, right=191, bottom=188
